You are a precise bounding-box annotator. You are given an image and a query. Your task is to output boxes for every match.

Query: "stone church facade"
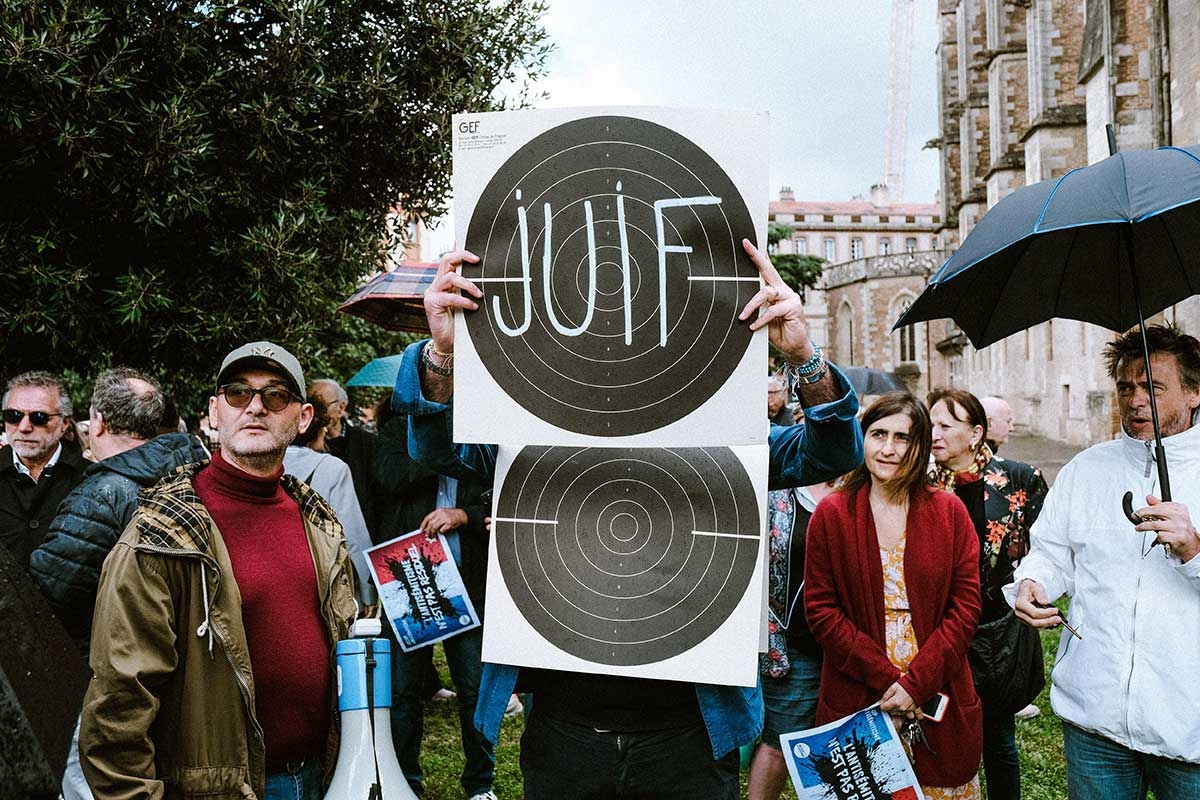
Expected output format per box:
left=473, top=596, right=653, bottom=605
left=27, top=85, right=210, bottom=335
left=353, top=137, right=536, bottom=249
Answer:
left=774, top=1, right=1197, bottom=445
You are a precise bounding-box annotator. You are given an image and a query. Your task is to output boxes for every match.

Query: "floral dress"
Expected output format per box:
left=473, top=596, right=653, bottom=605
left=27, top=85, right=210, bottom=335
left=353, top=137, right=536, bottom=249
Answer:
left=930, top=444, right=1049, bottom=621
left=881, top=531, right=981, bottom=800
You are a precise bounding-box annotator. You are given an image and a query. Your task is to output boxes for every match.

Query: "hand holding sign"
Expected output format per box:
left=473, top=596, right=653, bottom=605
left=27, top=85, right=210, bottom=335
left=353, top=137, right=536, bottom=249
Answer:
left=424, top=248, right=482, bottom=353
left=419, top=248, right=482, bottom=402
left=738, top=239, right=837, bottom=404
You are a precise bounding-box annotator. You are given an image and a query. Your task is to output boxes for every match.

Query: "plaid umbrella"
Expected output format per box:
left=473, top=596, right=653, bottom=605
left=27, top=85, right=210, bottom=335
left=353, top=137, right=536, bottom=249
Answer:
left=337, top=261, right=438, bottom=333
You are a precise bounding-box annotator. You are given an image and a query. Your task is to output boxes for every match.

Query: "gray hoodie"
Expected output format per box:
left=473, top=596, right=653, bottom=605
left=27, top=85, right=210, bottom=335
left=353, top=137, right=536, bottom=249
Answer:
left=284, top=445, right=377, bottom=604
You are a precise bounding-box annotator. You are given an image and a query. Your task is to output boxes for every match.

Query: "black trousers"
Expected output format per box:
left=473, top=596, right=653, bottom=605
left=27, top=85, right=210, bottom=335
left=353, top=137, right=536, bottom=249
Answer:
left=519, top=710, right=740, bottom=799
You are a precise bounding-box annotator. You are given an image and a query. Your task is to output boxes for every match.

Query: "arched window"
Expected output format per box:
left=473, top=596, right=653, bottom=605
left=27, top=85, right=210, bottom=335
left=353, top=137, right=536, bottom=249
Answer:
left=890, top=293, right=918, bottom=364
left=836, top=301, right=855, bottom=366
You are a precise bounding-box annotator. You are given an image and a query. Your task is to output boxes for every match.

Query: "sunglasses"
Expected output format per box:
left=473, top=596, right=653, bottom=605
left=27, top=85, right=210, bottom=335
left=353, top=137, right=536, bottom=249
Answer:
left=219, top=383, right=299, bottom=412
left=3, top=409, right=63, bottom=426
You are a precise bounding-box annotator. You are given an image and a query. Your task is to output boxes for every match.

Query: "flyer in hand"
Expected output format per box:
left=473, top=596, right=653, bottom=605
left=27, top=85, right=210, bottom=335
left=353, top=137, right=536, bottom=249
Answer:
left=367, top=530, right=480, bottom=652
left=780, top=704, right=922, bottom=800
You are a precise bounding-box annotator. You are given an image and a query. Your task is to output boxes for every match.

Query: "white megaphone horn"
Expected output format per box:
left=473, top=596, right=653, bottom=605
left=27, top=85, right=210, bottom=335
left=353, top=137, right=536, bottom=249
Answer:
left=324, top=618, right=416, bottom=800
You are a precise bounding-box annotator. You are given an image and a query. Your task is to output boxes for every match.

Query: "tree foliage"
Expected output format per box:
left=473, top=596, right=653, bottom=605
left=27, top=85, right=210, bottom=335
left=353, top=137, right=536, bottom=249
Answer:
left=771, top=253, right=825, bottom=291
left=0, top=0, right=551, bottom=412
left=766, top=222, right=794, bottom=247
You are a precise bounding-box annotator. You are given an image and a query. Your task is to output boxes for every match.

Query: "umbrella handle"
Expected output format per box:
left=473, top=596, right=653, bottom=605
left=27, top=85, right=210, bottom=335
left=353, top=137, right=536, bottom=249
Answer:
left=1122, top=491, right=1144, bottom=525
left=1124, top=228, right=1172, bottom=502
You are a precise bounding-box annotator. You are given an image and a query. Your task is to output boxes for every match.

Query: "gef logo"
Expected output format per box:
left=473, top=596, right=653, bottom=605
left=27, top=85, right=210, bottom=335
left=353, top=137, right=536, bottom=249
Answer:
left=459, top=120, right=480, bottom=134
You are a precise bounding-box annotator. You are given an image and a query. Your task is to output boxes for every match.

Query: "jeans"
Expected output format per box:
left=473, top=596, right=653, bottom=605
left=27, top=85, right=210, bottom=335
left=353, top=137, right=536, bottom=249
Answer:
left=263, top=760, right=322, bottom=800
left=1063, top=722, right=1200, bottom=800
left=519, top=710, right=740, bottom=800
left=390, top=626, right=494, bottom=797
left=62, top=716, right=94, bottom=800
left=981, top=710, right=1020, bottom=800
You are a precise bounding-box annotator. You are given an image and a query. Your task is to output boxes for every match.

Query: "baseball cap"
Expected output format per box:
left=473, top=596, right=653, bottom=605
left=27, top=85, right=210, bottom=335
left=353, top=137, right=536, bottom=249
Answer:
left=215, top=342, right=306, bottom=401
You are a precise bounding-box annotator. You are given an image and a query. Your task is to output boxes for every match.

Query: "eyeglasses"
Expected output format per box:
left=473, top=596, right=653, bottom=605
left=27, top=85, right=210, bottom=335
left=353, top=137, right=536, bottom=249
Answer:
left=218, top=383, right=298, bottom=412
left=3, top=409, right=63, bottom=426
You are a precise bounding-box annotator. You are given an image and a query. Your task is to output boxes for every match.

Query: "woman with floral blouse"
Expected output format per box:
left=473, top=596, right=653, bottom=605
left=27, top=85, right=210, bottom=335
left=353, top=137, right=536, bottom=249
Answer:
left=929, top=388, right=1049, bottom=800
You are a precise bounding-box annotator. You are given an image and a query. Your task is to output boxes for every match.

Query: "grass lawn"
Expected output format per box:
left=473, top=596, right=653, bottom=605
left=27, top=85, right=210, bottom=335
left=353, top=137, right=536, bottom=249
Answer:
left=412, top=623, right=1078, bottom=799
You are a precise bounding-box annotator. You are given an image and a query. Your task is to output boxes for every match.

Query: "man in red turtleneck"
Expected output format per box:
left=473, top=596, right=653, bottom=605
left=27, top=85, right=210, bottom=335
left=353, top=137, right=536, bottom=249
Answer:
left=81, top=342, right=359, bottom=800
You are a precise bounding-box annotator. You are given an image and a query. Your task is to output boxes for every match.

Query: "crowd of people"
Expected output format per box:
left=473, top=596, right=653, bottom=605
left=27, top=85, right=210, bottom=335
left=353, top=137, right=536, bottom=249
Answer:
left=2, top=240, right=1198, bottom=800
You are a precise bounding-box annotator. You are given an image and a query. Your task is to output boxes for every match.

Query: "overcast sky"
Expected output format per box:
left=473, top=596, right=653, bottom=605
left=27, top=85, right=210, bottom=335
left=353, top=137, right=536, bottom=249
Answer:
left=537, top=0, right=940, bottom=200
left=425, top=0, right=940, bottom=255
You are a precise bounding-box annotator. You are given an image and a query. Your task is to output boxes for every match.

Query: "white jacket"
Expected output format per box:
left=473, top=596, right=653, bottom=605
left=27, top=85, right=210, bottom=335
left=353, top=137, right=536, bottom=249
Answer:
left=1004, top=423, right=1200, bottom=762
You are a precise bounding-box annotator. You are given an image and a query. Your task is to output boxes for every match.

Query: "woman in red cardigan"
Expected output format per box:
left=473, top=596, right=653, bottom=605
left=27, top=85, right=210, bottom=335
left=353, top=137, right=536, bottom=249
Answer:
left=805, top=392, right=983, bottom=798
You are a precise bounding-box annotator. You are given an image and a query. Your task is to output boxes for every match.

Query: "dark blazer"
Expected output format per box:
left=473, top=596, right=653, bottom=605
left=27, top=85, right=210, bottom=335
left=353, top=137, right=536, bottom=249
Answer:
left=0, top=441, right=87, bottom=569
left=805, top=484, right=982, bottom=788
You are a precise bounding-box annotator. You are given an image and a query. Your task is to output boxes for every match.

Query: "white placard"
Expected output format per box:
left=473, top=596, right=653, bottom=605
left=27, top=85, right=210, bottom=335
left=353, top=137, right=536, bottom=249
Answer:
left=451, top=106, right=769, bottom=446
left=481, top=443, right=768, bottom=687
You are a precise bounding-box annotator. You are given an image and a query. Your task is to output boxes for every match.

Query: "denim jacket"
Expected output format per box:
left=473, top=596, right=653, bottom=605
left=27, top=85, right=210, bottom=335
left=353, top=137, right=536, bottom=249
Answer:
left=392, top=339, right=864, bottom=757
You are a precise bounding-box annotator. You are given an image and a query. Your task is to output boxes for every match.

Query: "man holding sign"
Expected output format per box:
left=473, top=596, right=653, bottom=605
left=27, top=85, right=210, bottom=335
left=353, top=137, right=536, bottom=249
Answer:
left=391, top=239, right=862, bottom=799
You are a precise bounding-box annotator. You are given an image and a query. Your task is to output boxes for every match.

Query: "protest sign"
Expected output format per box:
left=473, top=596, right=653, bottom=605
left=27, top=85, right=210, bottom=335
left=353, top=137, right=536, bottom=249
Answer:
left=367, top=531, right=480, bottom=652
left=481, top=443, right=767, bottom=686
left=781, top=705, right=922, bottom=800
left=451, top=106, right=768, bottom=447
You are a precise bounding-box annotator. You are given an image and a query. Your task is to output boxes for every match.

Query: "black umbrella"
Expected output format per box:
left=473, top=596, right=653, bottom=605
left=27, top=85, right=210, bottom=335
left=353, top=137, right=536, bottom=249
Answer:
left=841, top=366, right=908, bottom=397
left=895, top=141, right=1200, bottom=501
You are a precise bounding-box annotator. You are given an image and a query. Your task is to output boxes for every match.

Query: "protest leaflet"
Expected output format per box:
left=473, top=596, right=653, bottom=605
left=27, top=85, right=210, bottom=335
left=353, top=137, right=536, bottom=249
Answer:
left=780, top=704, right=922, bottom=800
left=367, top=530, right=480, bottom=652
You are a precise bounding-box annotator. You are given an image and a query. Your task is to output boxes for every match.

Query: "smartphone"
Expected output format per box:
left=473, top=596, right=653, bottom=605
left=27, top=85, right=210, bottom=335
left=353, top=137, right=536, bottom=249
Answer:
left=920, top=692, right=949, bottom=722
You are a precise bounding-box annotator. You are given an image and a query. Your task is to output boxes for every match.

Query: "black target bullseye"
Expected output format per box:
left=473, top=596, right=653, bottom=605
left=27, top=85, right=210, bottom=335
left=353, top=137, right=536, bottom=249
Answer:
left=494, top=446, right=760, bottom=666
left=464, top=115, right=757, bottom=437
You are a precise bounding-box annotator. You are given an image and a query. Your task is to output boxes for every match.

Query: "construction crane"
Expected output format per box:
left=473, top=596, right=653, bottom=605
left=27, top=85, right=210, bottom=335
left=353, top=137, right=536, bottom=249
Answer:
left=879, top=0, right=914, bottom=203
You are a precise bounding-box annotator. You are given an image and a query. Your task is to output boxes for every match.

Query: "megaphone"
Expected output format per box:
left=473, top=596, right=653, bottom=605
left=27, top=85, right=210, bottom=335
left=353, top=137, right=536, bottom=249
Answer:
left=324, top=619, right=416, bottom=800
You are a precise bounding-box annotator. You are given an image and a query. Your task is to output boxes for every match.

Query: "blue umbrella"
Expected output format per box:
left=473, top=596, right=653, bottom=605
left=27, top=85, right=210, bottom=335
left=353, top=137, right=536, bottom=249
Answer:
left=346, top=354, right=405, bottom=387
left=895, top=142, right=1200, bottom=499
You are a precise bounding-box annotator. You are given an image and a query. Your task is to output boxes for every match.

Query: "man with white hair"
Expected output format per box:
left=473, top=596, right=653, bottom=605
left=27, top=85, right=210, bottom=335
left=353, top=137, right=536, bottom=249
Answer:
left=311, top=378, right=383, bottom=539
left=767, top=374, right=793, bottom=426
left=0, top=371, right=87, bottom=570
left=981, top=395, right=1014, bottom=452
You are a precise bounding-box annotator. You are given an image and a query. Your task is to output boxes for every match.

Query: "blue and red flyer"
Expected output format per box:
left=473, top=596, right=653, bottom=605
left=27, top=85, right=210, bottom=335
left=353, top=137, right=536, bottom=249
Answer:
left=780, top=704, right=922, bottom=800
left=367, top=530, right=480, bottom=652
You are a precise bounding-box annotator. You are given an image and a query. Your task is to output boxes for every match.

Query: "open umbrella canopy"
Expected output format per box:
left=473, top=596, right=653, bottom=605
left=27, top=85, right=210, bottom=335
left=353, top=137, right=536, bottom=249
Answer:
left=895, top=144, right=1200, bottom=349
left=345, top=354, right=405, bottom=387
left=895, top=142, right=1200, bottom=500
left=338, top=262, right=438, bottom=333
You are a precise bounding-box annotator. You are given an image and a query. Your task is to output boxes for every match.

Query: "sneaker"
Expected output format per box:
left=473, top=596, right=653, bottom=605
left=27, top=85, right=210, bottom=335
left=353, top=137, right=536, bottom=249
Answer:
left=504, top=694, right=524, bottom=718
left=431, top=687, right=456, bottom=702
left=1014, top=703, right=1040, bottom=720
left=468, top=792, right=498, bottom=800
